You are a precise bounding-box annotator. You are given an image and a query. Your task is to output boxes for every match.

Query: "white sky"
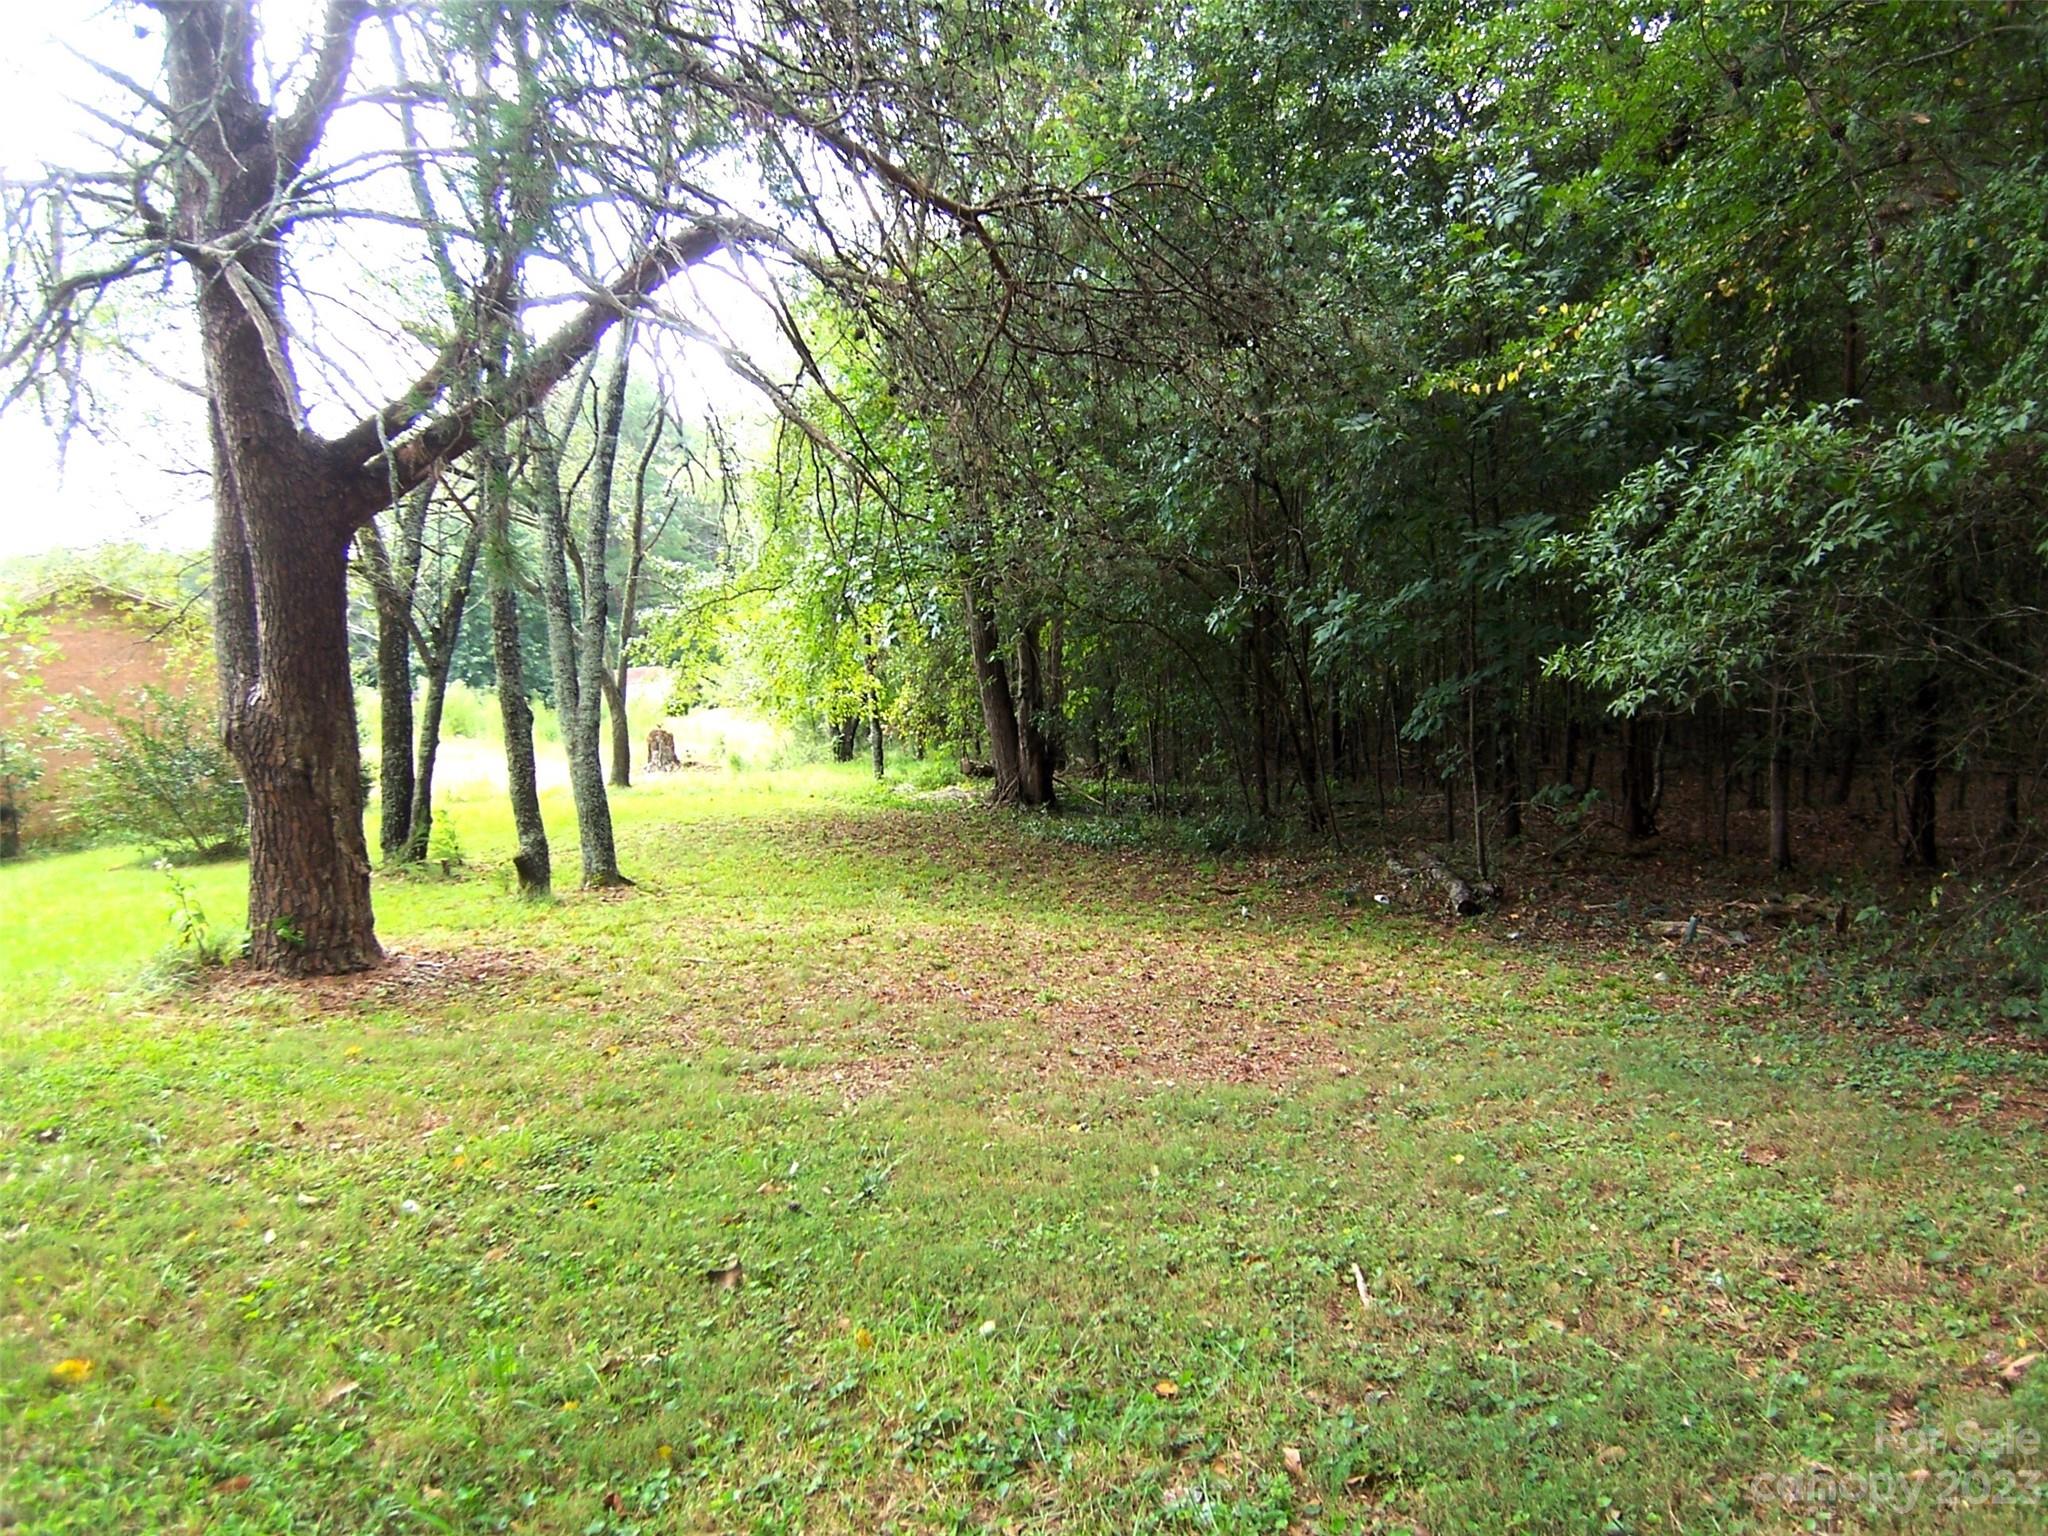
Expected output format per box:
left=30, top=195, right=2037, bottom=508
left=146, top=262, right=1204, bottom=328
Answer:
left=0, top=0, right=790, bottom=561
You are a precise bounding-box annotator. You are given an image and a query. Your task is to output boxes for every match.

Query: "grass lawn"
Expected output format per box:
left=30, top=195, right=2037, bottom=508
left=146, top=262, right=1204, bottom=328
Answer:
left=3, top=762, right=2045, bottom=1533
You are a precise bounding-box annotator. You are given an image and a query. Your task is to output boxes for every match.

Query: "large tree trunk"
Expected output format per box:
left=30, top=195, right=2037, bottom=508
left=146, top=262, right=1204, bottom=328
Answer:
left=963, top=573, right=1024, bottom=803
left=165, top=3, right=376, bottom=975
left=194, top=246, right=378, bottom=972
left=215, top=469, right=381, bottom=975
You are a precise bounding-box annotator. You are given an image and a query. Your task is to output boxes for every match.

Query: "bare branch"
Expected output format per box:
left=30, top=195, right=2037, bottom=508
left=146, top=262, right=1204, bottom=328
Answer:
left=334, top=219, right=727, bottom=520
left=276, top=0, right=371, bottom=179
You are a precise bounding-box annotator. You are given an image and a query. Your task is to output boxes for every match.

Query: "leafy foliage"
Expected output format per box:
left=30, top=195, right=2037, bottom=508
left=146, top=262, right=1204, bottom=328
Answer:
left=71, top=687, right=247, bottom=863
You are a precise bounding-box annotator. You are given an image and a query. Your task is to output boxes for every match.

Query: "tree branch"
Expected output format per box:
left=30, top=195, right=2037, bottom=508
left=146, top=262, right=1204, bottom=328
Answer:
left=276, top=0, right=370, bottom=179
left=331, top=219, right=725, bottom=524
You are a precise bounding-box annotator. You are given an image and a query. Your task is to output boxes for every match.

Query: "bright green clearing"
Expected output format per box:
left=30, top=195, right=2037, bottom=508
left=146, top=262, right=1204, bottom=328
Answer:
left=2, top=764, right=2044, bottom=1534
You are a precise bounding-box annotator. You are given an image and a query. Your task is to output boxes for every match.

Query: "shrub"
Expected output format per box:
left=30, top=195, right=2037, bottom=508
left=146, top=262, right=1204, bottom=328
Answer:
left=73, top=686, right=247, bottom=862
left=436, top=681, right=500, bottom=743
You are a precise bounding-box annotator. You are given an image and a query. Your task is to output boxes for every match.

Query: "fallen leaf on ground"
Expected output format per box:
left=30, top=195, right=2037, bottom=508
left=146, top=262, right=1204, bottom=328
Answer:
left=316, top=1379, right=360, bottom=1409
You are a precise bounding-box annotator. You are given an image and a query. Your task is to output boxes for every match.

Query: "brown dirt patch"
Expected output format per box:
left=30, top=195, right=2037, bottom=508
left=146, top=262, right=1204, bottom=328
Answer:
left=195, top=946, right=539, bottom=1013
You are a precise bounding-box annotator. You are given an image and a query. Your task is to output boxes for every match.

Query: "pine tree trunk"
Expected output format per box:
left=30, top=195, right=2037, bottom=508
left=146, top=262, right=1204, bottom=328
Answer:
left=536, top=430, right=625, bottom=886
left=963, top=573, right=1024, bottom=802
left=371, top=575, right=415, bottom=865
left=576, top=323, right=633, bottom=823
left=217, top=493, right=381, bottom=975
left=406, top=667, right=452, bottom=864
left=527, top=390, right=622, bottom=887
left=489, top=563, right=550, bottom=896
left=197, top=229, right=379, bottom=974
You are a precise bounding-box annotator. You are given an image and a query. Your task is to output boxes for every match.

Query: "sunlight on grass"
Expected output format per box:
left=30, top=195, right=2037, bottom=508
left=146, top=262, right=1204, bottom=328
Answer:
left=3, top=757, right=2045, bottom=1534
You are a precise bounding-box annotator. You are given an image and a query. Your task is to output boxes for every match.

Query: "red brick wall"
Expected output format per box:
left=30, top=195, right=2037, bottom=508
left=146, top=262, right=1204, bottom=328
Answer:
left=0, top=592, right=208, bottom=843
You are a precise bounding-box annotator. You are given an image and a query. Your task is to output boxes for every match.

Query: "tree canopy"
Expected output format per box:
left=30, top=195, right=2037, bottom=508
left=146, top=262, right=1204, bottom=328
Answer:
left=4, top=0, right=2044, bottom=965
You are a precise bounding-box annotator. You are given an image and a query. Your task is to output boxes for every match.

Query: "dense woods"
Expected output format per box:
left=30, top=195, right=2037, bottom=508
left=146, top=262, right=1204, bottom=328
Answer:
left=4, top=0, right=2045, bottom=971
left=714, top=0, right=2047, bottom=887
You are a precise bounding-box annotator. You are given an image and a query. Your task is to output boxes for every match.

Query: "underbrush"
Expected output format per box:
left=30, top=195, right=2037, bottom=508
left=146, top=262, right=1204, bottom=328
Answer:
left=1765, top=873, right=2048, bottom=1039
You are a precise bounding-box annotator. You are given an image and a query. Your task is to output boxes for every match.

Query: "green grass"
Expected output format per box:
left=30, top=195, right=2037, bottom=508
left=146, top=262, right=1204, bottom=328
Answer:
left=3, top=759, right=2045, bottom=1533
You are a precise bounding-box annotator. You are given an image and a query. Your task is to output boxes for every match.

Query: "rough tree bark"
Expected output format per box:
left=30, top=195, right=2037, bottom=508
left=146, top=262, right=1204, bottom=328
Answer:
left=533, top=404, right=627, bottom=887
left=484, top=446, right=551, bottom=896
left=963, top=572, right=1024, bottom=803
left=157, top=2, right=715, bottom=969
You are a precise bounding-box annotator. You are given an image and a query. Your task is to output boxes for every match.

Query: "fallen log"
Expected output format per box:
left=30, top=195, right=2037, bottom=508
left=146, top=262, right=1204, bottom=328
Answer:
left=1386, top=850, right=1501, bottom=918
left=1649, top=917, right=1750, bottom=947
